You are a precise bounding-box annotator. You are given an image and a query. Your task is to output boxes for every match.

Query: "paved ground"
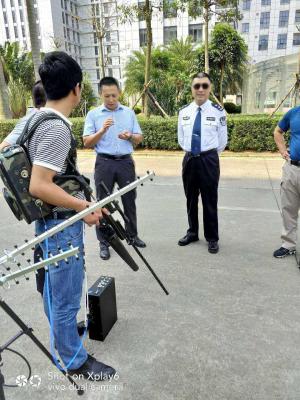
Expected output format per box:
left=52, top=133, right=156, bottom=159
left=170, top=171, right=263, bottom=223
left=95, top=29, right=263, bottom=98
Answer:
left=1, top=151, right=300, bottom=400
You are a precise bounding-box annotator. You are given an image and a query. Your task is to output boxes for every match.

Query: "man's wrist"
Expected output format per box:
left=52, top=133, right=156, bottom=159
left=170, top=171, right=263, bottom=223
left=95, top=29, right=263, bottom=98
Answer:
left=98, top=128, right=105, bottom=136
left=74, top=200, right=89, bottom=213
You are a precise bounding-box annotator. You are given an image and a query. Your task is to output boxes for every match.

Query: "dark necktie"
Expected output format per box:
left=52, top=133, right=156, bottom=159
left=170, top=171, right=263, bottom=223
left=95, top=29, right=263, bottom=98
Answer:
left=191, top=107, right=201, bottom=155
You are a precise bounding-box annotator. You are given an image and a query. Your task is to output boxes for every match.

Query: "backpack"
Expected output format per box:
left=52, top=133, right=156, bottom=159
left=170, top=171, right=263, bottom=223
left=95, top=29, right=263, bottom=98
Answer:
left=0, top=112, right=92, bottom=224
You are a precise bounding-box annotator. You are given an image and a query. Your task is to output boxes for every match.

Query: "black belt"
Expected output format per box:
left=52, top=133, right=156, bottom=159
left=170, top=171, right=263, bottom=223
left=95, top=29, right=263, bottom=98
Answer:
left=186, top=148, right=217, bottom=157
left=45, top=210, right=77, bottom=220
left=291, top=160, right=300, bottom=167
left=97, top=153, right=131, bottom=160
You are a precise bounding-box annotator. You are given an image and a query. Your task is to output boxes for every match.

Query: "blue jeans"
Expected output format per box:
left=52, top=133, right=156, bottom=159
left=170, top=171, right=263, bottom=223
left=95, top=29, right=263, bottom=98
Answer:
left=35, top=218, right=88, bottom=370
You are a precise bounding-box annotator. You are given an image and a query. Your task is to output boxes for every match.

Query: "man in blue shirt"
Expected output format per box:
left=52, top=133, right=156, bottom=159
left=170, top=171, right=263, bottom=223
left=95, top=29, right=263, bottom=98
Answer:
left=274, top=107, right=300, bottom=257
left=83, top=77, right=145, bottom=260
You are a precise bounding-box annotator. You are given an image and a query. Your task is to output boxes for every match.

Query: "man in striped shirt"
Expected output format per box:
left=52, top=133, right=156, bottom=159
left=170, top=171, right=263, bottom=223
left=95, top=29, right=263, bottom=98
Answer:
left=0, top=80, right=47, bottom=295
left=29, top=52, right=116, bottom=380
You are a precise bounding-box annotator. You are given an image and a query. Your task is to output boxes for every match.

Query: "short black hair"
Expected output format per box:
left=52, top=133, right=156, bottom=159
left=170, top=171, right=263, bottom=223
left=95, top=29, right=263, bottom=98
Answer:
left=192, top=72, right=211, bottom=82
left=99, top=76, right=120, bottom=92
left=32, top=80, right=46, bottom=108
left=38, top=52, right=82, bottom=100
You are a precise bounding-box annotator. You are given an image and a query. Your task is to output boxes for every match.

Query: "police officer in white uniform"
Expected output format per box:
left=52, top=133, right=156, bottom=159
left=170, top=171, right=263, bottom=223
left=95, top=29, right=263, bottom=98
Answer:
left=177, top=72, right=228, bottom=253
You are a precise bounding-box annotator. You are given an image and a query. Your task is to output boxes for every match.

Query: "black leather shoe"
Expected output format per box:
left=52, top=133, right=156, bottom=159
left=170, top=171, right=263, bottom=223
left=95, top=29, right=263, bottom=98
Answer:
left=100, top=244, right=110, bottom=260
left=131, top=236, right=146, bottom=248
left=208, top=241, right=219, bottom=254
left=178, top=234, right=199, bottom=246
left=68, top=354, right=116, bottom=381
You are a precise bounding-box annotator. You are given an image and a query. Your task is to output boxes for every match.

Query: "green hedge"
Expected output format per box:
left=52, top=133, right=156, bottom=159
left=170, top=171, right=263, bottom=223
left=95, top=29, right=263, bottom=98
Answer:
left=0, top=120, right=19, bottom=141
left=229, top=116, right=282, bottom=152
left=0, top=114, right=286, bottom=152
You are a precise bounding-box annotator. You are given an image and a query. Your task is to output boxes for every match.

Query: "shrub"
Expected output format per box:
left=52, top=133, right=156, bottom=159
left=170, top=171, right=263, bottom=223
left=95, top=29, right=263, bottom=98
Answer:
left=133, top=105, right=142, bottom=114
left=7, top=79, right=29, bottom=118
left=71, top=117, right=85, bottom=148
left=0, top=114, right=286, bottom=152
left=138, top=116, right=179, bottom=149
left=0, top=119, right=18, bottom=143
left=229, top=116, right=282, bottom=151
left=224, top=102, right=241, bottom=114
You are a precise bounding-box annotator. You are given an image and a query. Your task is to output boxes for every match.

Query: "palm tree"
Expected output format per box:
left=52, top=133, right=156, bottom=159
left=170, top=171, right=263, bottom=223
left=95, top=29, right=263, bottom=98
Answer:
left=124, top=50, right=146, bottom=96
left=25, top=0, right=41, bottom=80
left=165, top=38, right=198, bottom=104
left=124, top=46, right=194, bottom=115
left=0, top=61, right=11, bottom=119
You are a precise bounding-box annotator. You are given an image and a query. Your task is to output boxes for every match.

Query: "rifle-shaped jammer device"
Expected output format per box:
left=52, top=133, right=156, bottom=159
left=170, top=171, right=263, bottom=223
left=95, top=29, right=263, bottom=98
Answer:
left=0, top=172, right=161, bottom=399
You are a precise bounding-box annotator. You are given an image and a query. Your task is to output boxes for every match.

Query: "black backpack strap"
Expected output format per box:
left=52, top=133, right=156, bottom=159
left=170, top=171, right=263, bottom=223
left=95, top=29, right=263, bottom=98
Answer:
left=16, top=112, right=39, bottom=145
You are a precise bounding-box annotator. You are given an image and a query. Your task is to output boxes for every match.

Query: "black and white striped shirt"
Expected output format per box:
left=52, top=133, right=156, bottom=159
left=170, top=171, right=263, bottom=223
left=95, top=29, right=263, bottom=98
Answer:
left=27, top=107, right=85, bottom=210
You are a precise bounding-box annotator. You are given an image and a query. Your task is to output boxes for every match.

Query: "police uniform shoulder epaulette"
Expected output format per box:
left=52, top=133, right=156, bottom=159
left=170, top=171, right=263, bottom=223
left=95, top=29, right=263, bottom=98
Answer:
left=178, top=104, right=189, bottom=113
left=212, top=103, right=224, bottom=112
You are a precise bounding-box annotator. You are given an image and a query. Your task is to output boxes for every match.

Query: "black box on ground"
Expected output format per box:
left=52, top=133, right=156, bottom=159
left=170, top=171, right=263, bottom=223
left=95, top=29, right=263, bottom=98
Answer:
left=88, top=276, right=117, bottom=341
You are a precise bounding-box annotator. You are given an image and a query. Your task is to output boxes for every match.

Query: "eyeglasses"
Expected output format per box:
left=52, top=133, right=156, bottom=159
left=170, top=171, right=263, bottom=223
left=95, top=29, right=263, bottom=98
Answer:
left=193, top=83, right=210, bottom=90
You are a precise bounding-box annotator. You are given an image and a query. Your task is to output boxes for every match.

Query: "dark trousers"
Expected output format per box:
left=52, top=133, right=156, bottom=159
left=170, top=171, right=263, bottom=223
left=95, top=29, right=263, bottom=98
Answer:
left=182, top=150, right=220, bottom=242
left=94, top=155, right=137, bottom=244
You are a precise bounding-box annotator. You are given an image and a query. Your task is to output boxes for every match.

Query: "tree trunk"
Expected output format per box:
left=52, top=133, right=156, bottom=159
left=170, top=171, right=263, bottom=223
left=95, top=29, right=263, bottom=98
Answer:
left=0, top=61, right=11, bottom=119
left=219, top=64, right=224, bottom=105
left=144, top=0, right=152, bottom=118
left=98, top=2, right=105, bottom=78
left=25, top=0, right=41, bottom=80
left=204, top=2, right=209, bottom=74
left=99, top=35, right=105, bottom=78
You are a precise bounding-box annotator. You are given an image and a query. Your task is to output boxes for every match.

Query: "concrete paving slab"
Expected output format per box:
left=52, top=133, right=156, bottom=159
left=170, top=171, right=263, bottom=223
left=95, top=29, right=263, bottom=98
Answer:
left=1, top=153, right=300, bottom=400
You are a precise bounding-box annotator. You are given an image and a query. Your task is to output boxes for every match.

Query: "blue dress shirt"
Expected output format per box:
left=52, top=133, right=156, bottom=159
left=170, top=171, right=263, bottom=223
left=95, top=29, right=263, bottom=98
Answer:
left=83, top=103, right=142, bottom=155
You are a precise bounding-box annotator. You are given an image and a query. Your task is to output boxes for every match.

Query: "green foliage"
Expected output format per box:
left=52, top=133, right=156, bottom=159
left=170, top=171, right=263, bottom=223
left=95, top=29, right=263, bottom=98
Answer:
left=118, top=91, right=130, bottom=107
left=0, top=119, right=17, bottom=142
left=229, top=116, right=282, bottom=151
left=70, top=73, right=97, bottom=118
left=0, top=114, right=286, bottom=152
left=0, top=42, right=35, bottom=93
left=177, top=0, right=242, bottom=22
left=7, top=79, right=29, bottom=119
left=124, top=49, right=147, bottom=96
left=71, top=117, right=85, bottom=148
left=124, top=39, right=197, bottom=116
left=163, top=37, right=198, bottom=108
left=224, top=102, right=241, bottom=114
left=138, top=116, right=179, bottom=149
left=197, top=24, right=248, bottom=100
left=134, top=105, right=142, bottom=114
left=211, top=24, right=248, bottom=99
left=118, top=1, right=177, bottom=23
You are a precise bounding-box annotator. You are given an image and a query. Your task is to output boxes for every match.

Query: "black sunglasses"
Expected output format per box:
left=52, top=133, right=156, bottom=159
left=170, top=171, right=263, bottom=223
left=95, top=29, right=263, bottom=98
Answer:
left=193, top=83, right=210, bottom=90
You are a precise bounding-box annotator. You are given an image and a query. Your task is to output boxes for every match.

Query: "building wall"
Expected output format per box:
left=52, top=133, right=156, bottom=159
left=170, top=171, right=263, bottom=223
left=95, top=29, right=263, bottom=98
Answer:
left=117, top=0, right=209, bottom=86
left=238, top=0, right=300, bottom=63
left=78, top=0, right=120, bottom=92
left=0, top=0, right=34, bottom=51
left=242, top=52, right=299, bottom=113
